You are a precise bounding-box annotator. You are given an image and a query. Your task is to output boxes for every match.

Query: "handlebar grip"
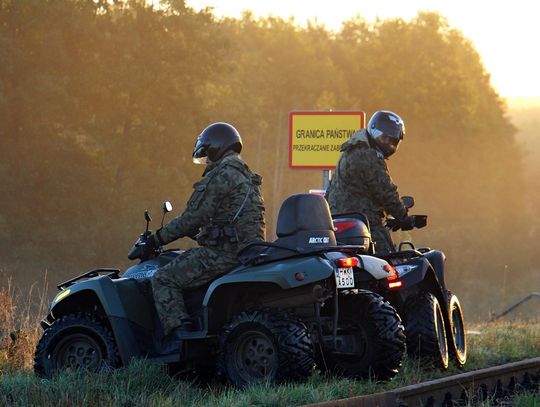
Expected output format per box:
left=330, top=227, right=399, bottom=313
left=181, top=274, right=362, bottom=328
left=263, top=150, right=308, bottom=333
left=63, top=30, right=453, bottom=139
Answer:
left=413, top=215, right=428, bottom=229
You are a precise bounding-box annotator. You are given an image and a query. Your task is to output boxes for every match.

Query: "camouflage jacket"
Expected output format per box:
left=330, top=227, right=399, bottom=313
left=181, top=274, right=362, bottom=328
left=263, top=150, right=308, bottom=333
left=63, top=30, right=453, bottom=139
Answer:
left=158, top=153, right=266, bottom=252
left=325, top=129, right=407, bottom=227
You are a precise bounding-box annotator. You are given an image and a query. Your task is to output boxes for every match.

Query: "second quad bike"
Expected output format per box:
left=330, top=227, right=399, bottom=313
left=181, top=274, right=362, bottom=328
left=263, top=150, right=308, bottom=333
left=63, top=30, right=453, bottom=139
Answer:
left=332, top=196, right=467, bottom=370
left=34, top=194, right=406, bottom=387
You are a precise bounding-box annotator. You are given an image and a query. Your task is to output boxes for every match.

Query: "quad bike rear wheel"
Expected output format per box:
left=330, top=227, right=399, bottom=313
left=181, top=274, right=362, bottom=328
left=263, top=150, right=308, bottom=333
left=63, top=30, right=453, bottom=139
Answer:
left=320, top=291, right=406, bottom=380
left=446, top=291, right=467, bottom=367
left=403, top=292, right=449, bottom=369
left=34, top=313, right=120, bottom=378
left=218, top=309, right=314, bottom=388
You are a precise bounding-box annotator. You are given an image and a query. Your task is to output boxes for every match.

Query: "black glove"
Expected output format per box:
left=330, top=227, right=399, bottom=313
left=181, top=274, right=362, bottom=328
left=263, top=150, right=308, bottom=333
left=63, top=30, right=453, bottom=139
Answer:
left=145, top=233, right=158, bottom=249
left=386, top=218, right=401, bottom=232
left=147, top=228, right=166, bottom=247
left=141, top=230, right=163, bottom=259
left=399, top=215, right=417, bottom=231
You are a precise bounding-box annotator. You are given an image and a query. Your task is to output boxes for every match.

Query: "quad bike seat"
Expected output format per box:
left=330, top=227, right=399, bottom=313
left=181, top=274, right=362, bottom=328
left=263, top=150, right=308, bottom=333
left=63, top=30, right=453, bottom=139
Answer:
left=274, top=193, right=337, bottom=248
left=238, top=193, right=337, bottom=265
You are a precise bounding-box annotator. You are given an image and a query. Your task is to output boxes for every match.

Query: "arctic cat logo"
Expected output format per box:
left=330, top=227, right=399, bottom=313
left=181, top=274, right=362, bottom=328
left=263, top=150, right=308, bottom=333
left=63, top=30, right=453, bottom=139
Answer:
left=309, top=237, right=330, bottom=244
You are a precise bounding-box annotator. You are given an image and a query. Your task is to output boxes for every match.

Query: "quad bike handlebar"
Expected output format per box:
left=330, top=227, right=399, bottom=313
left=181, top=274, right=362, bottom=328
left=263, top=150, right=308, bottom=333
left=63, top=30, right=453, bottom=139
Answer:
left=127, top=230, right=160, bottom=261
left=386, top=214, right=428, bottom=232
left=384, top=195, right=427, bottom=232
left=128, top=201, right=173, bottom=262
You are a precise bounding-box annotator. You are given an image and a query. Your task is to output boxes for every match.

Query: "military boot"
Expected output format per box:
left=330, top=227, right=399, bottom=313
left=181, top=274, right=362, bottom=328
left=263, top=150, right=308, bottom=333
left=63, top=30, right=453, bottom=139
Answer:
left=159, top=319, right=194, bottom=356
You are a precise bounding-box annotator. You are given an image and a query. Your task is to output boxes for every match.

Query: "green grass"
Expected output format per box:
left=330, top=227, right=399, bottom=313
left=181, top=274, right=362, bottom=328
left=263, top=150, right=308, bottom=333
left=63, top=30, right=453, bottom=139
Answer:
left=1, top=280, right=539, bottom=406
left=1, top=321, right=539, bottom=406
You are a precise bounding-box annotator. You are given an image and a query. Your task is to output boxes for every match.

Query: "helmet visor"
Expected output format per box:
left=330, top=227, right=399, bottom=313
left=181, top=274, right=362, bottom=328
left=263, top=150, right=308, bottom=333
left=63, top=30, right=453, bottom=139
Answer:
left=192, top=137, right=208, bottom=164
left=192, top=156, right=208, bottom=164
left=378, top=134, right=401, bottom=155
left=371, top=132, right=402, bottom=157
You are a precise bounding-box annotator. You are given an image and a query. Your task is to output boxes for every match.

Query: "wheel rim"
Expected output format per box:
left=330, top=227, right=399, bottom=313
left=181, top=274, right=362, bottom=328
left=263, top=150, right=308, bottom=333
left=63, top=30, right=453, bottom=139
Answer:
left=52, top=333, right=104, bottom=372
left=344, top=322, right=369, bottom=359
left=434, top=302, right=449, bottom=366
left=232, top=330, right=278, bottom=383
left=451, top=304, right=466, bottom=355
left=330, top=322, right=369, bottom=366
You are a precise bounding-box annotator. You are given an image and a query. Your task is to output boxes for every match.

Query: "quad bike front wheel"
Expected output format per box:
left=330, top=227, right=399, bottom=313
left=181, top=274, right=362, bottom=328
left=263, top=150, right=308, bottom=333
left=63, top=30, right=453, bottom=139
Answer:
left=320, top=291, right=406, bottom=381
left=446, top=292, right=467, bottom=367
left=34, top=313, right=120, bottom=378
left=403, top=292, right=449, bottom=369
left=218, top=309, right=314, bottom=388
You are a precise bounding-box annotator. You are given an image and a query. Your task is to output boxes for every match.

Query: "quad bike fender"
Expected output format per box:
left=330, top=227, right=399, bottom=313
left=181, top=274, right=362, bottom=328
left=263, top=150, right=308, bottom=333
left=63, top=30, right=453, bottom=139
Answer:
left=394, top=258, right=431, bottom=288
left=421, top=250, right=451, bottom=316
left=357, top=255, right=393, bottom=279
left=396, top=252, right=449, bottom=312
left=394, top=250, right=446, bottom=291
left=203, top=256, right=334, bottom=306
left=48, top=275, right=155, bottom=364
left=422, top=250, right=446, bottom=289
left=50, top=276, right=127, bottom=319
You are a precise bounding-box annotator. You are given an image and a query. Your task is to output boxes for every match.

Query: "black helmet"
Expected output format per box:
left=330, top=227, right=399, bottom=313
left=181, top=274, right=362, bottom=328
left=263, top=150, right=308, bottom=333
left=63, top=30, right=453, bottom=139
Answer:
left=367, top=110, right=405, bottom=158
left=192, top=122, right=242, bottom=164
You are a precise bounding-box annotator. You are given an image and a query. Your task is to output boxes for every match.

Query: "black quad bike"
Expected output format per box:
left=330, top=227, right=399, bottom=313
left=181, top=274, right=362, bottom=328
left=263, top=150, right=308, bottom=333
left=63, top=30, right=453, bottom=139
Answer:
left=332, top=196, right=467, bottom=370
left=34, top=194, right=406, bottom=387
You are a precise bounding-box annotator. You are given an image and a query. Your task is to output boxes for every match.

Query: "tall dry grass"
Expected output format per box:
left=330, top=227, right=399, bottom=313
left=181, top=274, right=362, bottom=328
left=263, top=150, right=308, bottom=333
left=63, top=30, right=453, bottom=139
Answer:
left=0, top=276, right=48, bottom=373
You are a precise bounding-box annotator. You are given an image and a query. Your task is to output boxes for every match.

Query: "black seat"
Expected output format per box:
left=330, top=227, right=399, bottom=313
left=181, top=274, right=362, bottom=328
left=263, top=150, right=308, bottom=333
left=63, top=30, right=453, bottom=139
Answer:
left=238, top=194, right=337, bottom=265
left=274, top=193, right=337, bottom=249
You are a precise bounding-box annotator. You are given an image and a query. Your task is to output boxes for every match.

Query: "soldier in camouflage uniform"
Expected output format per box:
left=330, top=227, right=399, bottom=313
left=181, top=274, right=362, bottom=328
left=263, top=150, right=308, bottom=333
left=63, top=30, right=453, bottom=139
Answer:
left=146, top=122, right=265, bottom=353
left=326, top=111, right=415, bottom=253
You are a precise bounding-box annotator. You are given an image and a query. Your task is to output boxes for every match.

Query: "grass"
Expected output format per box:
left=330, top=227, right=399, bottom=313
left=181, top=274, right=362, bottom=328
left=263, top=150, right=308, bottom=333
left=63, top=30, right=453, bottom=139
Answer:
left=1, top=280, right=539, bottom=406
left=0, top=278, right=48, bottom=374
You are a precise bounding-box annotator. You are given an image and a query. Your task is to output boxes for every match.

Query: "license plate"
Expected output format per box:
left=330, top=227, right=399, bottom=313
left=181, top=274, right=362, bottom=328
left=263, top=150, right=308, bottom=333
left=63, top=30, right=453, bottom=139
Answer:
left=335, top=267, right=355, bottom=288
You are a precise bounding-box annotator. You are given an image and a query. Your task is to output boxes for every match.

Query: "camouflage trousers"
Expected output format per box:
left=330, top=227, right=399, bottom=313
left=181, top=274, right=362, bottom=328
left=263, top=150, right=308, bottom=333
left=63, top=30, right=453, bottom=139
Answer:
left=151, top=246, right=238, bottom=335
left=370, top=224, right=395, bottom=254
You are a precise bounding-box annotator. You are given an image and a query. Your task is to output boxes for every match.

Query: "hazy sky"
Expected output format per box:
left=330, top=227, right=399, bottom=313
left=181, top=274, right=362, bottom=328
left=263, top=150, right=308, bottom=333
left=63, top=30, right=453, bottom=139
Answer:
left=185, top=0, right=540, bottom=101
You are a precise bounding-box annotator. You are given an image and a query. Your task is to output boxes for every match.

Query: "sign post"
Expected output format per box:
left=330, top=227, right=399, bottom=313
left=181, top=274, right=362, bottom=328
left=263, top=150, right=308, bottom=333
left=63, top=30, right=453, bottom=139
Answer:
left=323, top=169, right=332, bottom=190
left=289, top=111, right=365, bottom=190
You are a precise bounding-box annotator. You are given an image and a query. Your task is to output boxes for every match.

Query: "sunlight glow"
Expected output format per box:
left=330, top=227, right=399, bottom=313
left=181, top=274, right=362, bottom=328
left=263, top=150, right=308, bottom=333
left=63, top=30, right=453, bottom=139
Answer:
left=186, top=0, right=540, bottom=100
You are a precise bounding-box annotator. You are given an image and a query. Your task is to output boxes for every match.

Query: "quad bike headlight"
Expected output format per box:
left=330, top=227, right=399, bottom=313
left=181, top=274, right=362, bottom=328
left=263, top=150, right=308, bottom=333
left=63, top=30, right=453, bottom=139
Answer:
left=53, top=289, right=71, bottom=304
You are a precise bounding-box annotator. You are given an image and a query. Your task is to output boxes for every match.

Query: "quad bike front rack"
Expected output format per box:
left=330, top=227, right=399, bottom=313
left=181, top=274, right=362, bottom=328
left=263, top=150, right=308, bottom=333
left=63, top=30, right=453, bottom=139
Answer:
left=57, top=268, right=120, bottom=289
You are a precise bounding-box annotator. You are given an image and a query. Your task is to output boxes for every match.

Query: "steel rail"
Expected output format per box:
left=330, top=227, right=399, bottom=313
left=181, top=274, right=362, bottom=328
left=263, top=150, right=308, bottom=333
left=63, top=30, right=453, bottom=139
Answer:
left=300, top=357, right=540, bottom=407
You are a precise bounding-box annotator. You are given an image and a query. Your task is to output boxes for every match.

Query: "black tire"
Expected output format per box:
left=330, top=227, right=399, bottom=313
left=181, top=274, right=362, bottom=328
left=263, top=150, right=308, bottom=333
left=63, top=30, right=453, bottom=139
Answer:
left=403, top=292, right=449, bottom=369
left=34, top=313, right=120, bottom=378
left=218, top=309, right=314, bottom=388
left=321, top=291, right=406, bottom=381
left=446, top=292, right=467, bottom=367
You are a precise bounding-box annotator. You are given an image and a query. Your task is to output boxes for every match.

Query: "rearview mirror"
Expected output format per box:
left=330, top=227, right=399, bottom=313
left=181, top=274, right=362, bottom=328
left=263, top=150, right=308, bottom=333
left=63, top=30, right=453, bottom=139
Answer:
left=161, top=201, right=173, bottom=228
left=144, top=210, right=152, bottom=233
left=144, top=210, right=152, bottom=223
left=402, top=196, right=415, bottom=209
left=163, top=201, right=173, bottom=213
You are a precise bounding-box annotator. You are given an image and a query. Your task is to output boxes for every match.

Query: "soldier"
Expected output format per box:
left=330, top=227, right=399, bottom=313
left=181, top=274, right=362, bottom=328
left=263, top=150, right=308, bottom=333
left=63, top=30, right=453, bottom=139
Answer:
left=326, top=110, right=415, bottom=253
left=146, top=122, right=266, bottom=355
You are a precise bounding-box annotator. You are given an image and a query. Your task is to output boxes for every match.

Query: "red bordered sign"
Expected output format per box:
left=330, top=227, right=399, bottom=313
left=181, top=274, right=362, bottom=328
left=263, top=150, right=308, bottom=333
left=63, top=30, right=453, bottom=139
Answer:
left=289, top=111, right=365, bottom=169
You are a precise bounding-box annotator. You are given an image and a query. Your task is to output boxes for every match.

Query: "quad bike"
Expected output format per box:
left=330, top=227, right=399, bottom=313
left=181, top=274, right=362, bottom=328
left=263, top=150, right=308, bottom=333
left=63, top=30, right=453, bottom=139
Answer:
left=34, top=194, right=406, bottom=387
left=332, top=196, right=467, bottom=370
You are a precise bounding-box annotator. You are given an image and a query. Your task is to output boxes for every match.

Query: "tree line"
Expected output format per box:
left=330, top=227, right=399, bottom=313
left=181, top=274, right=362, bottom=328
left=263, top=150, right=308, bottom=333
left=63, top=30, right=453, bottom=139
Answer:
left=0, top=0, right=534, bottom=318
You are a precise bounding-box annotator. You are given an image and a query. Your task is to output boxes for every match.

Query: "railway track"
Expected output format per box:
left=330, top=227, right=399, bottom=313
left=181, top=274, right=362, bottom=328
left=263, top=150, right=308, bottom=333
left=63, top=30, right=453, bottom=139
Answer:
left=301, top=357, right=540, bottom=407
